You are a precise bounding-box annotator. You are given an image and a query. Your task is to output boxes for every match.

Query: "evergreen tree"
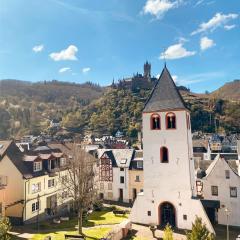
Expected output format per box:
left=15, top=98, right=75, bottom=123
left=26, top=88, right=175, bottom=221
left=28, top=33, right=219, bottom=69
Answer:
left=186, top=217, right=215, bottom=240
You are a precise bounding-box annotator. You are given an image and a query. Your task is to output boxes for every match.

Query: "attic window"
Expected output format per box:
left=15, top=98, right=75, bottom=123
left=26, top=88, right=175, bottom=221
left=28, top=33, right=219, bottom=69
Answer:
left=33, top=162, right=42, bottom=172
left=225, top=170, right=230, bottom=179
left=166, top=112, right=176, bottom=129
left=151, top=114, right=160, bottom=130
left=120, top=159, right=127, bottom=164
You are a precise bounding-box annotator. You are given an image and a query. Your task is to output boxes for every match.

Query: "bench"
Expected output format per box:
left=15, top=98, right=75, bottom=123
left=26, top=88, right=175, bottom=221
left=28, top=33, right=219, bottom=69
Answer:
left=113, top=210, right=126, bottom=215
left=65, top=234, right=85, bottom=239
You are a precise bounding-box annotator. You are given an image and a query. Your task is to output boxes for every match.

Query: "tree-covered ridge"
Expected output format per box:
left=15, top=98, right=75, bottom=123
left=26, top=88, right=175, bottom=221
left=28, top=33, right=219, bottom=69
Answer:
left=0, top=80, right=105, bottom=139
left=0, top=79, right=240, bottom=139
left=62, top=88, right=240, bottom=138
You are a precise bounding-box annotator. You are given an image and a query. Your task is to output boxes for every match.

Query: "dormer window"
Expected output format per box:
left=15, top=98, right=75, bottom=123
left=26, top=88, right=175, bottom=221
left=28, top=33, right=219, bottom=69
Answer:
left=151, top=114, right=160, bottom=130
left=166, top=112, right=176, bottom=129
left=33, top=161, right=42, bottom=172
left=160, top=147, right=169, bottom=163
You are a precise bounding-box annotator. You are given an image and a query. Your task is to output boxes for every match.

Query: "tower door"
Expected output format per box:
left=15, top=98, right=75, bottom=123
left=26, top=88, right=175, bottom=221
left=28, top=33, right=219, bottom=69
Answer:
left=159, top=202, right=176, bottom=227
left=119, top=188, right=123, bottom=202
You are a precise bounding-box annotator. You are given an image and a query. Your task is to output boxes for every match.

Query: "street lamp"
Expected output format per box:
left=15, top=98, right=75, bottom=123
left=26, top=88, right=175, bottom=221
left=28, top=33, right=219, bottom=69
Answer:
left=224, top=208, right=230, bottom=240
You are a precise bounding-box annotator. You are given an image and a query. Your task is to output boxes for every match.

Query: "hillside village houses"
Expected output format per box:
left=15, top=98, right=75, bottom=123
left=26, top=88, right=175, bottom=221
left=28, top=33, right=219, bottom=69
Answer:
left=0, top=67, right=240, bottom=233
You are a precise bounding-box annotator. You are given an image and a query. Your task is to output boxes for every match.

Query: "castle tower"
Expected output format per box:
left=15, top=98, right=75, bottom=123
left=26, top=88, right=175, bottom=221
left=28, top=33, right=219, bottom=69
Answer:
left=144, top=61, right=151, bottom=79
left=130, top=66, right=214, bottom=233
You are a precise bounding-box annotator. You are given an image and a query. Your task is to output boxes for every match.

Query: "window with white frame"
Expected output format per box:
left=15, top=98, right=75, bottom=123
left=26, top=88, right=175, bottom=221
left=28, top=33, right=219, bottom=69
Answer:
left=230, top=187, right=237, bottom=198
left=108, top=183, right=112, bottom=190
left=135, top=175, right=140, bottom=182
left=137, top=161, right=143, bottom=169
left=100, top=182, right=104, bottom=190
left=60, top=158, right=67, bottom=167
left=0, top=175, right=7, bottom=186
left=32, top=183, right=41, bottom=194
left=32, top=201, right=40, bottom=212
left=33, top=162, right=42, bottom=172
left=48, top=179, right=55, bottom=188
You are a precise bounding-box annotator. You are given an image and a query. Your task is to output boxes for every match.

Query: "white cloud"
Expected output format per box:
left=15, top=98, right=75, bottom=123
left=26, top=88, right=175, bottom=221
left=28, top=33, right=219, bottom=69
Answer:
left=59, top=67, right=71, bottom=73
left=191, top=12, right=238, bottom=35
left=160, top=43, right=196, bottom=60
left=176, top=71, right=224, bottom=86
left=224, top=24, right=236, bottom=30
left=195, top=0, right=204, bottom=6
left=49, top=45, right=78, bottom=61
left=142, top=0, right=182, bottom=19
left=200, top=37, right=215, bottom=51
left=172, top=75, right=178, bottom=82
left=82, top=67, right=91, bottom=73
left=32, top=44, right=44, bottom=53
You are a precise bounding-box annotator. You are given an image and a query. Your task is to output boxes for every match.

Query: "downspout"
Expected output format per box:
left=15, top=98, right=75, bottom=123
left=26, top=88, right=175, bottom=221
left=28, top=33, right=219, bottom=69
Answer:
left=23, top=179, right=29, bottom=223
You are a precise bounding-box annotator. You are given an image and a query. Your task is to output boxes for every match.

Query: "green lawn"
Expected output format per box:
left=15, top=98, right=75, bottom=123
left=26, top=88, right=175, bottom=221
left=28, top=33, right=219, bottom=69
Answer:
left=87, top=210, right=129, bottom=226
left=38, top=209, right=128, bottom=230
left=10, top=208, right=129, bottom=240
left=32, top=227, right=111, bottom=240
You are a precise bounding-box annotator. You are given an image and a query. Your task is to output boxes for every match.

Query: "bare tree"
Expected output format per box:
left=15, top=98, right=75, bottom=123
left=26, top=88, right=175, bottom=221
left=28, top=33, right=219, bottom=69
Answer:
left=59, top=143, right=98, bottom=235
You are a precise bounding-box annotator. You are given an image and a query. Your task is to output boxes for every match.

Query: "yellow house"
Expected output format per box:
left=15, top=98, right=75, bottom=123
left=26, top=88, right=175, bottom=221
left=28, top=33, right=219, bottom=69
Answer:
left=0, top=141, right=71, bottom=224
left=128, top=150, right=143, bottom=203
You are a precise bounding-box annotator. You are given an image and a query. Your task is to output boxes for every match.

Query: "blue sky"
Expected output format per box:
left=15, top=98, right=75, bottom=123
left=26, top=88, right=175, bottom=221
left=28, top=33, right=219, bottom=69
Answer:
left=0, top=0, right=239, bottom=93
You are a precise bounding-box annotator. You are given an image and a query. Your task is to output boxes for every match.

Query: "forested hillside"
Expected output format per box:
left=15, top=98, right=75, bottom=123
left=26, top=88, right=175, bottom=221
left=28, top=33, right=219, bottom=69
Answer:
left=0, top=79, right=240, bottom=139
left=0, top=80, right=104, bottom=138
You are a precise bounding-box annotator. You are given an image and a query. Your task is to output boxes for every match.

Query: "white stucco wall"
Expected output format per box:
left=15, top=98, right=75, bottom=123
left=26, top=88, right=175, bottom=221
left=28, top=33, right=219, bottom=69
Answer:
left=131, top=110, right=214, bottom=233
left=112, top=167, right=130, bottom=202
left=202, top=158, right=240, bottom=226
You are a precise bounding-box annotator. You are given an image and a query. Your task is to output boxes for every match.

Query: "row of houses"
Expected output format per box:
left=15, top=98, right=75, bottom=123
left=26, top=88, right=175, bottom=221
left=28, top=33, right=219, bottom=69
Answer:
left=97, top=149, right=143, bottom=203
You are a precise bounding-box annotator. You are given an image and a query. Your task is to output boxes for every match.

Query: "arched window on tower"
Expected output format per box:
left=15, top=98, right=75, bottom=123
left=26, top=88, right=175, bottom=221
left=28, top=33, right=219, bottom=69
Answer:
left=166, top=112, right=176, bottom=129
left=160, top=147, right=169, bottom=163
left=151, top=114, right=160, bottom=130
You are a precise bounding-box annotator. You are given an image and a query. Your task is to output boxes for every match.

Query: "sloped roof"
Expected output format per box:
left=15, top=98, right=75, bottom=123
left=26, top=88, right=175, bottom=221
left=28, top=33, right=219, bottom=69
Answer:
left=143, top=66, right=187, bottom=112
left=112, top=149, right=134, bottom=168
left=0, top=140, right=12, bottom=157
left=204, top=154, right=240, bottom=179
left=2, top=141, right=33, bottom=178
left=97, top=149, right=134, bottom=168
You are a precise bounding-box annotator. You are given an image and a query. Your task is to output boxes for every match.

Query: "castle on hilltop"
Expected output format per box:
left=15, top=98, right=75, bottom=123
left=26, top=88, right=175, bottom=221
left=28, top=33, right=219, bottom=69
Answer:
left=112, top=61, right=157, bottom=91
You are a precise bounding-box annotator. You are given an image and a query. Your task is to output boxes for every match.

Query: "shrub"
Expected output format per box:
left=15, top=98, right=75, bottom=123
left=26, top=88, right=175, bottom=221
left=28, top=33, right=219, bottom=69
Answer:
left=0, top=217, right=11, bottom=240
left=163, top=224, right=174, bottom=240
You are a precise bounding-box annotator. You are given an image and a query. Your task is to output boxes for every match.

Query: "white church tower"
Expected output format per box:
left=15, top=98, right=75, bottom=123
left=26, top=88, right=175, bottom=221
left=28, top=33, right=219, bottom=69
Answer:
left=131, top=66, right=214, bottom=233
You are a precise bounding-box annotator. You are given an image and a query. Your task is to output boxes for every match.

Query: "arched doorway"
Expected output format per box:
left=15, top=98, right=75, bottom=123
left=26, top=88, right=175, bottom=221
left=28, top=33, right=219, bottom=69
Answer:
left=159, top=202, right=176, bottom=227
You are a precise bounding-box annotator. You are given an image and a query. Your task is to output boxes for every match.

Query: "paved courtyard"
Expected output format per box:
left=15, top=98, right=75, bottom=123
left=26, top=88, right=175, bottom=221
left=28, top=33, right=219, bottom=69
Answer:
left=128, top=224, right=186, bottom=240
